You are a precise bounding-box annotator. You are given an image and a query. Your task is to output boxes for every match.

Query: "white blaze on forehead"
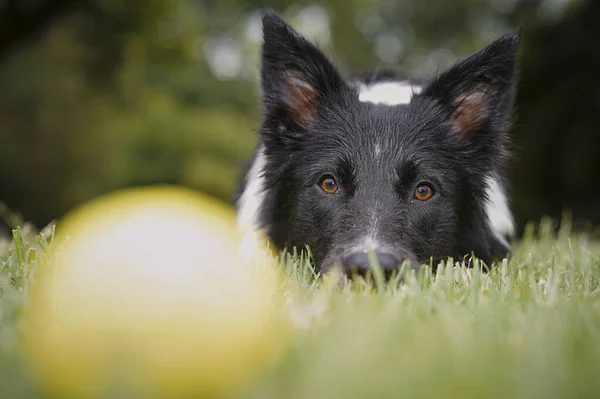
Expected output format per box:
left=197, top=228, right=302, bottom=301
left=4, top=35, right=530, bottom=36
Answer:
left=374, top=143, right=381, bottom=157
left=358, top=81, right=422, bottom=106
left=236, top=145, right=267, bottom=232
left=484, top=175, right=515, bottom=247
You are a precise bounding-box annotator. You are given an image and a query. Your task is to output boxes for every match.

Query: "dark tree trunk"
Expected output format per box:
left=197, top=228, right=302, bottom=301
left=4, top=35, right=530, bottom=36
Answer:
left=0, top=0, right=81, bottom=61
left=509, top=0, right=600, bottom=233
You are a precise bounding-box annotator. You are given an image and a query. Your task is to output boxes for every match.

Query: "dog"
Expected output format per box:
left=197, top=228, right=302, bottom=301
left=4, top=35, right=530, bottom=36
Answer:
left=235, top=11, right=519, bottom=277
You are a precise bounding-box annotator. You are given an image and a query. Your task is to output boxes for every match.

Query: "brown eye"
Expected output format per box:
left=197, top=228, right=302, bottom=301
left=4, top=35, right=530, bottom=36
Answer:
left=414, top=184, right=434, bottom=201
left=319, top=176, right=339, bottom=194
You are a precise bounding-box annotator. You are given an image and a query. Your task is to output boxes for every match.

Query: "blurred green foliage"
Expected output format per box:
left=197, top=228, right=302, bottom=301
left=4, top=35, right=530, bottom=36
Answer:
left=0, top=0, right=594, bottom=231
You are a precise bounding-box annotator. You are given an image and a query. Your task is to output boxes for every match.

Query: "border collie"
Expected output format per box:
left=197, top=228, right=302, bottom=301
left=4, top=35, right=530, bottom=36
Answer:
left=235, top=11, right=519, bottom=277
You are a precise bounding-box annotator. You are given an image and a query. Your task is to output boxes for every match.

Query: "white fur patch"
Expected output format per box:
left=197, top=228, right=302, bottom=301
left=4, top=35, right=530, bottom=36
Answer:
left=374, top=143, right=381, bottom=157
left=484, top=175, right=515, bottom=247
left=236, top=145, right=267, bottom=232
left=358, top=81, right=422, bottom=106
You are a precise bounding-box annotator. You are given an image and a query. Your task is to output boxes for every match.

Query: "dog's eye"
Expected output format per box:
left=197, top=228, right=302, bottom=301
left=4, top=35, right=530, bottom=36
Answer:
left=414, top=184, right=434, bottom=201
left=319, top=176, right=339, bottom=194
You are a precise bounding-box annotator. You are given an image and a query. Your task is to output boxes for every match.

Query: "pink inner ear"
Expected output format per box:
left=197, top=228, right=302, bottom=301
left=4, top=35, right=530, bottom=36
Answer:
left=450, top=89, right=489, bottom=137
left=283, top=70, right=317, bottom=129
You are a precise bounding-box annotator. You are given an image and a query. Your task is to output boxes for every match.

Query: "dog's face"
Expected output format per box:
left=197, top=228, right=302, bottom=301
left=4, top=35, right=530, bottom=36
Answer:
left=239, top=12, right=519, bottom=276
left=282, top=102, right=467, bottom=273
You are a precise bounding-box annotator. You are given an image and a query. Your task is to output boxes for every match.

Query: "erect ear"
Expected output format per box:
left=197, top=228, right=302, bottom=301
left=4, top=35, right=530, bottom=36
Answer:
left=259, top=11, right=346, bottom=132
left=421, top=31, right=520, bottom=143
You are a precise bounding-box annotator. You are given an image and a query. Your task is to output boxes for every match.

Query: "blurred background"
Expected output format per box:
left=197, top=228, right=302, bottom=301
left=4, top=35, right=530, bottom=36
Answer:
left=0, top=0, right=598, bottom=237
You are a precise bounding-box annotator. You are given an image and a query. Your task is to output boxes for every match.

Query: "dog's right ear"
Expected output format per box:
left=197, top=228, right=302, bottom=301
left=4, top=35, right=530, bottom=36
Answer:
left=420, top=31, right=520, bottom=149
left=259, top=11, right=345, bottom=133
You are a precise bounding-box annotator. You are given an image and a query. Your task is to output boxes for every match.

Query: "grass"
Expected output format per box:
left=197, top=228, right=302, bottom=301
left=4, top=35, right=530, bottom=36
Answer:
left=1, top=217, right=600, bottom=399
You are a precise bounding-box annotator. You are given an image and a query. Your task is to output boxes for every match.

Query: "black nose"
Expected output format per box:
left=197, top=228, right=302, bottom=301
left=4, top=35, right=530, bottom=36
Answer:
left=342, top=251, right=402, bottom=277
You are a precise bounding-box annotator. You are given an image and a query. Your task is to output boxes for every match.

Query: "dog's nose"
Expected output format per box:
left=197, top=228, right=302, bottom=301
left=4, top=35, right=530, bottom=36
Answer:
left=342, top=251, right=401, bottom=277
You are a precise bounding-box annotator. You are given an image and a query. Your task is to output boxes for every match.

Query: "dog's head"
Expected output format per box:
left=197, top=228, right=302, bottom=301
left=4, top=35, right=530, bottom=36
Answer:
left=248, top=11, right=519, bottom=276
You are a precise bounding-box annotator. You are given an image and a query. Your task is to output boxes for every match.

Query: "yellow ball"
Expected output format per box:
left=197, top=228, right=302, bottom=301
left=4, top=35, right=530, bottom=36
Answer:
left=22, top=185, right=288, bottom=399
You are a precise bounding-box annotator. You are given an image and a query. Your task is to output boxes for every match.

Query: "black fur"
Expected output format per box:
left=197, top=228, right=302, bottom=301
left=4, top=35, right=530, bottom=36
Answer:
left=236, top=11, right=520, bottom=276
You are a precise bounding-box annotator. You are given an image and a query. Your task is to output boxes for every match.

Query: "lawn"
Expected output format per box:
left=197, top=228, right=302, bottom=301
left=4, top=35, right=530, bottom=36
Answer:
left=1, top=217, right=600, bottom=399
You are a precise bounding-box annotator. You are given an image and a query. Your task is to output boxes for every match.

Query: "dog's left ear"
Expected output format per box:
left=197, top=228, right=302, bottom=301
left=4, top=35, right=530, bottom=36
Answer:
left=421, top=31, right=520, bottom=144
left=259, top=11, right=346, bottom=133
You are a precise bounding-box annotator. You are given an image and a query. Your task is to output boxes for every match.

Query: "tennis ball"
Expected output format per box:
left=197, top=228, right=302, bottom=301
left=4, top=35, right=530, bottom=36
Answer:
left=22, top=185, right=288, bottom=399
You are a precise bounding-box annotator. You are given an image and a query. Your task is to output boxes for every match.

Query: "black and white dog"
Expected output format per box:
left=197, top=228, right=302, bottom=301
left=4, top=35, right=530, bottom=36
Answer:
left=236, top=11, right=519, bottom=276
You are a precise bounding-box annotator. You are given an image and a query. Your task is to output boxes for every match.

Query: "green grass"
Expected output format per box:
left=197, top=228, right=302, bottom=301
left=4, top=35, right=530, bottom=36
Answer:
left=1, top=218, right=600, bottom=399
